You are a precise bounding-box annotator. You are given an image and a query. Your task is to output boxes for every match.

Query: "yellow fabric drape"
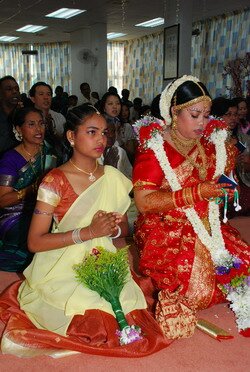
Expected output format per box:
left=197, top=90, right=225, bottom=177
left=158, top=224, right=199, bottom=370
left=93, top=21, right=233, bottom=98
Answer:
left=18, top=166, right=147, bottom=336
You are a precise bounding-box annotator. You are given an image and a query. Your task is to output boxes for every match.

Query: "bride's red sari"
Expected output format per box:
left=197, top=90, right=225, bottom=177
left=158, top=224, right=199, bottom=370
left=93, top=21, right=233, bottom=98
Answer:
left=133, top=137, right=250, bottom=339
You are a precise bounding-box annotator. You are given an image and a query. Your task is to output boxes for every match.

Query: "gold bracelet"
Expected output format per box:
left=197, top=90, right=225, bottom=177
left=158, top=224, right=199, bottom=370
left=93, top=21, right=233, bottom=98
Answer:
left=32, top=180, right=38, bottom=193
left=172, top=192, right=178, bottom=208
left=185, top=187, right=194, bottom=205
left=182, top=188, right=190, bottom=206
left=17, top=189, right=25, bottom=200
left=197, top=184, right=203, bottom=201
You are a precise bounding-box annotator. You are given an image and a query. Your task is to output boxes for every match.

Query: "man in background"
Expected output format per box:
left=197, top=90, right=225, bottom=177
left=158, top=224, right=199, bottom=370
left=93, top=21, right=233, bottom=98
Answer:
left=29, top=82, right=66, bottom=137
left=80, top=82, right=98, bottom=105
left=29, top=82, right=66, bottom=163
left=51, top=85, right=68, bottom=116
left=0, top=75, right=20, bottom=155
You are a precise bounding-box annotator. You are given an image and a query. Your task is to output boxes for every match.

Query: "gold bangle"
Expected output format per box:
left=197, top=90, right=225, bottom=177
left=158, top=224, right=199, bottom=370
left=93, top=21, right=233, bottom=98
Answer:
left=182, top=189, right=189, bottom=206
left=172, top=192, right=178, bottom=208
left=185, top=187, right=194, bottom=205
left=17, top=189, right=25, bottom=200
left=197, top=184, right=203, bottom=201
left=32, top=180, right=38, bottom=193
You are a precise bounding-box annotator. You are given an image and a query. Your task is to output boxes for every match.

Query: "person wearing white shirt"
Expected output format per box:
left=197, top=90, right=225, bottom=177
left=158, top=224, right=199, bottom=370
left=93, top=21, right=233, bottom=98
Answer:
left=29, top=82, right=66, bottom=137
left=99, top=122, right=132, bottom=179
left=29, top=82, right=65, bottom=163
left=79, top=82, right=98, bottom=106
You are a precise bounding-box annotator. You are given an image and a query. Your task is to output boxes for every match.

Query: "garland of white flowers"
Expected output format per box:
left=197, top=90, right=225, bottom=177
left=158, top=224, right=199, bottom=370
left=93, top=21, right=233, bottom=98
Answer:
left=146, top=126, right=250, bottom=331
left=147, top=128, right=232, bottom=266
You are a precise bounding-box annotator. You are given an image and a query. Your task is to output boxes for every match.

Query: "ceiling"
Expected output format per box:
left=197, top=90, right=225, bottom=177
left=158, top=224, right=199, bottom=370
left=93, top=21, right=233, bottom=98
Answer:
left=0, top=0, right=249, bottom=44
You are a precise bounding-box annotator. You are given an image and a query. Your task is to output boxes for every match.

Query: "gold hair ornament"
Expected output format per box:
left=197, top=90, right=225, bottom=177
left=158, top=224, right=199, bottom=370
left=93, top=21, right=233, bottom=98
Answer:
left=159, top=75, right=211, bottom=125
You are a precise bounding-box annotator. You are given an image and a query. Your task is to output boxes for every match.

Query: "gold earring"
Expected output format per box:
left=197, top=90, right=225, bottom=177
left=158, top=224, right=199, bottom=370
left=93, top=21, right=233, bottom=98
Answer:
left=172, top=114, right=177, bottom=129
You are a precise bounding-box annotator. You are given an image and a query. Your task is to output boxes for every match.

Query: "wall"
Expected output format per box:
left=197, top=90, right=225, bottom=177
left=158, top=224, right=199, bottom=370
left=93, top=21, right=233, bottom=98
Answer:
left=70, top=23, right=107, bottom=99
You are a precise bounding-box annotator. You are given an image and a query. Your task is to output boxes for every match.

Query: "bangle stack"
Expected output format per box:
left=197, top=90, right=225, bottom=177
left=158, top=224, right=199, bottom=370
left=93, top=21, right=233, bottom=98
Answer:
left=172, top=185, right=204, bottom=209
left=111, top=225, right=122, bottom=239
left=72, top=228, right=84, bottom=244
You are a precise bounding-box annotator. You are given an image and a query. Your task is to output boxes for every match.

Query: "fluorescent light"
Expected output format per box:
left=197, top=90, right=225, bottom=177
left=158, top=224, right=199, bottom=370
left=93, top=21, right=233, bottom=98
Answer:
left=0, top=36, right=19, bottom=42
left=46, top=8, right=86, bottom=19
left=16, top=25, right=47, bottom=33
left=135, top=17, right=164, bottom=27
left=107, top=33, right=127, bottom=40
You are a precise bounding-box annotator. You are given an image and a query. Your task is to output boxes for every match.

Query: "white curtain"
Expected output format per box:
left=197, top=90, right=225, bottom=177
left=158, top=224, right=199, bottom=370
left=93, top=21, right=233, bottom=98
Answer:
left=107, top=42, right=124, bottom=96
left=191, top=9, right=250, bottom=97
left=0, top=42, right=71, bottom=94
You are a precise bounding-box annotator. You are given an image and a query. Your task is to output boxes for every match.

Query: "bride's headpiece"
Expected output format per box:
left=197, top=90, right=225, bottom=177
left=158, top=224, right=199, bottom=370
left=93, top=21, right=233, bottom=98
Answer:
left=159, top=75, right=211, bottom=125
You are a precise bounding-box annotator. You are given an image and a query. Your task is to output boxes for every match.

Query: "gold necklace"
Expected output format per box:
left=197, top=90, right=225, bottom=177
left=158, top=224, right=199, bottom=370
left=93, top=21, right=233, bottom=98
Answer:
left=26, top=147, right=44, bottom=177
left=69, top=159, right=98, bottom=182
left=170, top=129, right=207, bottom=180
left=22, top=143, right=39, bottom=162
left=170, top=129, right=197, bottom=154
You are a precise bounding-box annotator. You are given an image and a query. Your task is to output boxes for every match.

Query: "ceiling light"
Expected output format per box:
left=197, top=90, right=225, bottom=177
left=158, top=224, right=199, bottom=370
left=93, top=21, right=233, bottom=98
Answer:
left=107, top=33, right=127, bottom=40
left=0, top=36, right=19, bottom=42
left=16, top=25, right=47, bottom=33
left=46, top=8, right=86, bottom=19
left=135, top=17, right=165, bottom=27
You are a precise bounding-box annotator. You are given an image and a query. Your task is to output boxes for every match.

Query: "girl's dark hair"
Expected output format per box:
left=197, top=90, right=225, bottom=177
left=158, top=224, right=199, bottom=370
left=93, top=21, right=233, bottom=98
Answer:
left=99, top=92, right=121, bottom=114
left=12, top=107, right=43, bottom=128
left=62, top=103, right=101, bottom=161
left=171, top=80, right=211, bottom=108
left=64, top=103, right=99, bottom=132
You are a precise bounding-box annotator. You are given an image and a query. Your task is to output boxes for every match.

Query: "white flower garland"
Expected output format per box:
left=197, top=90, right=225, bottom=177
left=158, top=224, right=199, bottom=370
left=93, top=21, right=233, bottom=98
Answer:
left=227, top=285, right=250, bottom=330
left=148, top=131, right=230, bottom=266
left=147, top=129, right=250, bottom=331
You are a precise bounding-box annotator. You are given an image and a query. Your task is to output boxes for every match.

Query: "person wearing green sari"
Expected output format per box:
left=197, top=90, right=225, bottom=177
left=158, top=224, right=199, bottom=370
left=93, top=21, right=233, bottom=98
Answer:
left=0, top=107, right=57, bottom=272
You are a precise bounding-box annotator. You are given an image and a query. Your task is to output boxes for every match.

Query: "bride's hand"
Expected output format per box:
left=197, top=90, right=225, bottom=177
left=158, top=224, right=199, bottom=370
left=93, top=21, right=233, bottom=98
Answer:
left=200, top=181, right=235, bottom=200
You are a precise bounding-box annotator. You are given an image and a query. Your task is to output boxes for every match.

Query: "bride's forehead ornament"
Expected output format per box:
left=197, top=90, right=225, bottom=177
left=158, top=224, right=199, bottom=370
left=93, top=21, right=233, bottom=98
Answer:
left=160, top=75, right=211, bottom=125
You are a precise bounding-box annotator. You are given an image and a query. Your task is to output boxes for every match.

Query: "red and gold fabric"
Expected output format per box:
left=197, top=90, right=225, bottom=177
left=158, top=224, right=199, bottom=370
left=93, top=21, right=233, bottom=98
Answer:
left=0, top=166, right=171, bottom=357
left=133, top=138, right=250, bottom=339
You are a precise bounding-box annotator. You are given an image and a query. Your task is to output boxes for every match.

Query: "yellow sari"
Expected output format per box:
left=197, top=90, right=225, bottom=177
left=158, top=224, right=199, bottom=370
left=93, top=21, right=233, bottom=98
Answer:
left=18, top=166, right=146, bottom=336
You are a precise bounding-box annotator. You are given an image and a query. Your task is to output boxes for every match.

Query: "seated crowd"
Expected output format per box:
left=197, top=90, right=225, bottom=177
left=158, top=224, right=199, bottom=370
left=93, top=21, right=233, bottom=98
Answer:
left=0, top=74, right=249, bottom=358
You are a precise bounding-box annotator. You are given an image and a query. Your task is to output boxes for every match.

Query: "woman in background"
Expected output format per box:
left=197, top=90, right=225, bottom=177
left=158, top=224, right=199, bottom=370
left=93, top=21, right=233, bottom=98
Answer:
left=211, top=97, right=250, bottom=216
left=0, top=107, right=57, bottom=272
left=100, top=92, right=137, bottom=163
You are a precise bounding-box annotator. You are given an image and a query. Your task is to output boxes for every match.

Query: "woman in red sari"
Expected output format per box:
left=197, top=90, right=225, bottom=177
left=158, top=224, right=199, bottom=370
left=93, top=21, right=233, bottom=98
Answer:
left=133, top=75, right=250, bottom=339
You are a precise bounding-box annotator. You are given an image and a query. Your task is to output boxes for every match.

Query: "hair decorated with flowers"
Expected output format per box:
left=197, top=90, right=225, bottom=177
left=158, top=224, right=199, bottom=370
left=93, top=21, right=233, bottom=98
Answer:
left=159, top=75, right=211, bottom=125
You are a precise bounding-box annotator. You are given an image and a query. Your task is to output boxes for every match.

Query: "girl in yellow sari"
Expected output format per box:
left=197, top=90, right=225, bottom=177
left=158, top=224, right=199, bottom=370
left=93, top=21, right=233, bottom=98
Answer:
left=0, top=104, right=170, bottom=358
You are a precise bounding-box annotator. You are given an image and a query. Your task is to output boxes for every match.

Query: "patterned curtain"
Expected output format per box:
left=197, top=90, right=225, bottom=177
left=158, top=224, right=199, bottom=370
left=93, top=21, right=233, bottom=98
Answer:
left=0, top=42, right=71, bottom=94
left=191, top=8, right=250, bottom=98
left=107, top=41, right=124, bottom=96
left=123, top=32, right=164, bottom=105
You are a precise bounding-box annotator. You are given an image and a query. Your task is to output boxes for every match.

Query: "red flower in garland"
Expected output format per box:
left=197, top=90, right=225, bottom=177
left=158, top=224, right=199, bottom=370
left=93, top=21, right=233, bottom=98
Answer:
left=139, top=122, right=163, bottom=146
left=203, top=118, right=228, bottom=139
